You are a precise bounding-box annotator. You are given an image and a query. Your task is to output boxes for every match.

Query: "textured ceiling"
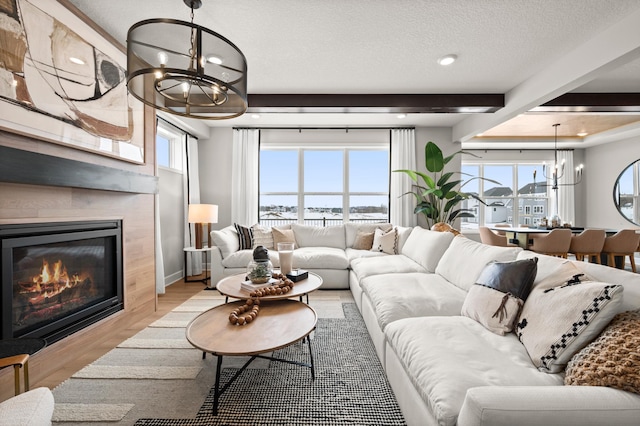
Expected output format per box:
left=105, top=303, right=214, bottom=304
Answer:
left=67, top=0, right=640, bottom=146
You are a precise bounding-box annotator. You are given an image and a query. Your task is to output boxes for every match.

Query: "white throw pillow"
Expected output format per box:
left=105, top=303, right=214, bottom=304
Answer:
left=435, top=236, right=521, bottom=291
left=371, top=227, right=397, bottom=254
left=251, top=224, right=274, bottom=249
left=291, top=224, right=346, bottom=248
left=210, top=226, right=239, bottom=258
left=401, top=227, right=454, bottom=272
left=461, top=286, right=524, bottom=335
left=516, top=279, right=624, bottom=373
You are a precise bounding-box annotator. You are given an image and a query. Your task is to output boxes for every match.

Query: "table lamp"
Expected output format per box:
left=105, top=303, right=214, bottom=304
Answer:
left=188, top=204, right=218, bottom=249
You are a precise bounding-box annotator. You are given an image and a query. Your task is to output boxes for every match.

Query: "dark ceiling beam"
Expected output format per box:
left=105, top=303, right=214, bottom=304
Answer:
left=532, top=93, right=640, bottom=113
left=246, top=94, right=504, bottom=114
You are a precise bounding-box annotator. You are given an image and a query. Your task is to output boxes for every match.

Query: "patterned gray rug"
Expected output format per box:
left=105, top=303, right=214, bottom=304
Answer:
left=135, top=303, right=406, bottom=425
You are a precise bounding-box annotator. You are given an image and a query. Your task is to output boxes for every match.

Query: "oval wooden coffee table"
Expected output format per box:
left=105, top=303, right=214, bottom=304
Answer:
left=186, top=299, right=317, bottom=415
left=216, top=271, right=323, bottom=303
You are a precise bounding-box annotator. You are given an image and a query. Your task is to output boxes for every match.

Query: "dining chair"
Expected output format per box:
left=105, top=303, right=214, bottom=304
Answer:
left=492, top=223, right=510, bottom=236
left=528, top=228, right=572, bottom=258
left=479, top=227, right=508, bottom=247
left=568, top=229, right=606, bottom=264
left=601, top=229, right=640, bottom=272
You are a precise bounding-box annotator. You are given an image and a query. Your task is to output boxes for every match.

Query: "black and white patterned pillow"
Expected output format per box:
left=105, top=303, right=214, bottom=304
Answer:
left=234, top=223, right=254, bottom=250
left=516, top=275, right=624, bottom=373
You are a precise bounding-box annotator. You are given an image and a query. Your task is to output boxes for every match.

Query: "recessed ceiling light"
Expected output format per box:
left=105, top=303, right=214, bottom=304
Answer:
left=206, top=55, right=223, bottom=64
left=476, top=133, right=484, bottom=137
left=437, top=54, right=457, bottom=66
left=577, top=132, right=588, bottom=137
left=251, top=114, right=260, bottom=119
left=69, top=57, right=85, bottom=65
left=397, top=114, right=407, bottom=119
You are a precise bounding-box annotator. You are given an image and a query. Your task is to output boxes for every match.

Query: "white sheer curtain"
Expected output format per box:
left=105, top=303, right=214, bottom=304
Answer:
left=231, top=129, right=260, bottom=225
left=546, top=150, right=576, bottom=226
left=390, top=129, right=418, bottom=227
left=557, top=150, right=576, bottom=226
left=183, top=133, right=203, bottom=276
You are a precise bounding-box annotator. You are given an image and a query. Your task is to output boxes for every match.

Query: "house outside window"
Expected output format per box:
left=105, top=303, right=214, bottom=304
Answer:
left=259, top=145, right=389, bottom=227
left=460, top=162, right=548, bottom=230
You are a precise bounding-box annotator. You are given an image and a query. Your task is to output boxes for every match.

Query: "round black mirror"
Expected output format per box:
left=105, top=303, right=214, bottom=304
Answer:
left=614, top=160, right=638, bottom=225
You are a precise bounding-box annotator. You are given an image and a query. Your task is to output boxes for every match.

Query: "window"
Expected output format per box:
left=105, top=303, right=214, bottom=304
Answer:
left=460, top=162, right=548, bottom=230
left=156, top=120, right=183, bottom=172
left=259, top=146, right=389, bottom=226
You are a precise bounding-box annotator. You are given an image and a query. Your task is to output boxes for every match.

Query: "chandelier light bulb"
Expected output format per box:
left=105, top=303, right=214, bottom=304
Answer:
left=207, top=55, right=223, bottom=64
left=157, top=52, right=168, bottom=66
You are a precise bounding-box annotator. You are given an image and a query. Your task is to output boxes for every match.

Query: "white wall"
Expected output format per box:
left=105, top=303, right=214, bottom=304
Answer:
left=198, top=127, right=234, bottom=230
left=584, top=136, right=640, bottom=229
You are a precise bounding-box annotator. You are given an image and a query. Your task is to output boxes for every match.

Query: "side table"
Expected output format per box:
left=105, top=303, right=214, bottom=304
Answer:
left=183, top=246, right=214, bottom=286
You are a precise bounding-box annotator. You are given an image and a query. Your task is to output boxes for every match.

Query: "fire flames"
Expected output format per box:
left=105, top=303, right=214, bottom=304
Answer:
left=20, top=259, right=85, bottom=302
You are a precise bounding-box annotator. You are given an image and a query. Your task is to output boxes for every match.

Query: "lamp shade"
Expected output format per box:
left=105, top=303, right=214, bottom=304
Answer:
left=126, top=18, right=247, bottom=119
left=188, top=204, right=219, bottom=224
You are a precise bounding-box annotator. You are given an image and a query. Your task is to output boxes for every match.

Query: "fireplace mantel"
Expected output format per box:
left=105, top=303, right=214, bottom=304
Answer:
left=0, top=145, right=158, bottom=194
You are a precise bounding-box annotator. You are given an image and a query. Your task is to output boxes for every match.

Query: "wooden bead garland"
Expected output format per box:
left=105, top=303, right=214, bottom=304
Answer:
left=228, top=272, right=296, bottom=326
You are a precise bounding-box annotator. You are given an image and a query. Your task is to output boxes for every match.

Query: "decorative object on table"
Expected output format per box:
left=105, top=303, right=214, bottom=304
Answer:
left=246, top=246, right=273, bottom=284
left=126, top=0, right=248, bottom=120
left=393, top=141, right=499, bottom=228
left=277, top=242, right=295, bottom=275
left=286, top=269, right=309, bottom=282
left=228, top=272, right=296, bottom=325
left=431, top=222, right=462, bottom=236
left=188, top=204, right=218, bottom=249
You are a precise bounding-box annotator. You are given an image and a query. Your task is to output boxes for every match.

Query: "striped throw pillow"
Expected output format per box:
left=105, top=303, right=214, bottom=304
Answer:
left=234, top=223, right=254, bottom=250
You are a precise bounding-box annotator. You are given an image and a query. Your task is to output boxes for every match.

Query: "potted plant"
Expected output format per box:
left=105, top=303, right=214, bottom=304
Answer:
left=394, top=141, right=498, bottom=229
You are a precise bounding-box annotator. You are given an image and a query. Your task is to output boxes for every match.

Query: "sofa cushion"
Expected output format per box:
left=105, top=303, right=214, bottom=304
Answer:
left=401, top=227, right=454, bottom=273
left=234, top=223, right=254, bottom=250
left=565, top=310, right=640, bottom=394
left=291, top=247, right=349, bottom=269
left=272, top=227, right=297, bottom=249
left=251, top=224, right=274, bottom=249
left=461, top=286, right=524, bottom=335
left=221, top=249, right=281, bottom=268
left=435, top=236, right=521, bottom=292
left=385, top=316, right=563, bottom=426
left=362, top=272, right=466, bottom=330
left=396, top=226, right=413, bottom=252
left=352, top=230, right=375, bottom=250
left=344, top=248, right=387, bottom=263
left=516, top=278, right=624, bottom=373
left=211, top=226, right=239, bottom=259
left=350, top=255, right=426, bottom=282
left=371, top=227, right=397, bottom=254
left=292, top=224, right=345, bottom=249
left=345, top=222, right=392, bottom=247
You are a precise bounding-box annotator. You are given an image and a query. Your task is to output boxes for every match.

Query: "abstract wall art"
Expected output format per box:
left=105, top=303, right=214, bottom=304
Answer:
left=0, top=0, right=144, bottom=163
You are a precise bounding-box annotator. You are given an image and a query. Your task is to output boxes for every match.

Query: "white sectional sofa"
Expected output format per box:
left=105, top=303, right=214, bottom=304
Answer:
left=211, top=223, right=640, bottom=426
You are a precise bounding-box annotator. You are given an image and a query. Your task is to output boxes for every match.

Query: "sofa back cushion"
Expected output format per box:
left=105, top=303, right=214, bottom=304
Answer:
left=401, top=227, right=454, bottom=272
left=291, top=224, right=346, bottom=249
left=395, top=226, right=414, bottom=253
left=344, top=223, right=392, bottom=247
left=210, top=226, right=239, bottom=259
left=435, top=236, right=521, bottom=291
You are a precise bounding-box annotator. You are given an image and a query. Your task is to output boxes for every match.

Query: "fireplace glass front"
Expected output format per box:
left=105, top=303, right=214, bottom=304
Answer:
left=1, top=220, right=123, bottom=343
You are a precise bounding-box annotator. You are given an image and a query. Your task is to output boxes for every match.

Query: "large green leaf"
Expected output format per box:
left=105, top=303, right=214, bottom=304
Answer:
left=425, top=142, right=444, bottom=173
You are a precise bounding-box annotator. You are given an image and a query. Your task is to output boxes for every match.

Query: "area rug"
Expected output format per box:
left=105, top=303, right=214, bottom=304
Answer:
left=135, top=303, right=405, bottom=426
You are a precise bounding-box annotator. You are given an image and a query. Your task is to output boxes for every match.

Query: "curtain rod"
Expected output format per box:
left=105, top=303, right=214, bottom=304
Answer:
left=465, top=148, right=576, bottom=152
left=233, top=126, right=415, bottom=131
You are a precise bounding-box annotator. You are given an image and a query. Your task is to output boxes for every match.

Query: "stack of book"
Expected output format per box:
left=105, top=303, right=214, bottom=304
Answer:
left=241, top=278, right=277, bottom=292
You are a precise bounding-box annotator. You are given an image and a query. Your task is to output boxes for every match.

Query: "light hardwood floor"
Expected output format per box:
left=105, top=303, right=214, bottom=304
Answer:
left=32, top=278, right=207, bottom=391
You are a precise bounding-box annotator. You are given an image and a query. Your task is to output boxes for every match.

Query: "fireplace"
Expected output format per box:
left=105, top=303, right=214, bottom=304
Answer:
left=1, top=220, right=123, bottom=344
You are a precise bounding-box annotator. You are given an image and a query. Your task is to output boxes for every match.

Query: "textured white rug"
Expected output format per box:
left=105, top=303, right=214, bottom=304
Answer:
left=53, top=403, right=135, bottom=422
left=73, top=365, right=202, bottom=380
left=118, top=338, right=194, bottom=349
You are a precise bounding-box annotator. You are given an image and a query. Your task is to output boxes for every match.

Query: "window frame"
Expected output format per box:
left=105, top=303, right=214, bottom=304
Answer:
left=156, top=120, right=184, bottom=173
left=259, top=143, right=390, bottom=225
